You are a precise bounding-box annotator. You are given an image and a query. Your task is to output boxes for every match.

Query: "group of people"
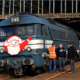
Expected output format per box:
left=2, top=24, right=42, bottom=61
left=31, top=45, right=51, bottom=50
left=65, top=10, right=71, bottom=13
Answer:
left=48, top=43, right=77, bottom=74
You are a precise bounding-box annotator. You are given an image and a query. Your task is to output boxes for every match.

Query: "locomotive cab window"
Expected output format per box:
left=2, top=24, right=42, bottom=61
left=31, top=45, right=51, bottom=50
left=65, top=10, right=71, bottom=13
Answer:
left=0, top=26, right=15, bottom=37
left=37, top=24, right=48, bottom=36
left=39, top=24, right=42, bottom=35
left=18, top=24, right=43, bottom=36
left=17, top=24, right=34, bottom=35
left=44, top=25, right=48, bottom=36
left=34, top=24, right=43, bottom=35
left=25, top=25, right=33, bottom=35
left=18, top=26, right=25, bottom=35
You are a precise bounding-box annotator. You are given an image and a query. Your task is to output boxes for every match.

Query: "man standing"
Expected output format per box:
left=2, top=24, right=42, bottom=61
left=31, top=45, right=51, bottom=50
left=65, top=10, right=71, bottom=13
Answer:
left=68, top=43, right=77, bottom=73
left=57, top=44, right=66, bottom=72
left=48, top=43, right=57, bottom=74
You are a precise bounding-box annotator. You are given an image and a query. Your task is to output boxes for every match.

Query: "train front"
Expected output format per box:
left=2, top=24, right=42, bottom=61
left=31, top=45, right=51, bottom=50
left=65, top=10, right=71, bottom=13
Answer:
left=0, top=13, right=44, bottom=76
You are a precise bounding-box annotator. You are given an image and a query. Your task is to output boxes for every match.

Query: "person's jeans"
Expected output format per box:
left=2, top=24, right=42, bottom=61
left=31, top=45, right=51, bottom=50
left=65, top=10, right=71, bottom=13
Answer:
left=70, top=59, right=75, bottom=72
left=49, top=58, right=56, bottom=73
left=59, top=58, right=65, bottom=71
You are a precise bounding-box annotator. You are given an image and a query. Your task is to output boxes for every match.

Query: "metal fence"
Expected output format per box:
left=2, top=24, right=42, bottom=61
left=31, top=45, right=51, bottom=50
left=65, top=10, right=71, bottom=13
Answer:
left=0, top=0, right=80, bottom=19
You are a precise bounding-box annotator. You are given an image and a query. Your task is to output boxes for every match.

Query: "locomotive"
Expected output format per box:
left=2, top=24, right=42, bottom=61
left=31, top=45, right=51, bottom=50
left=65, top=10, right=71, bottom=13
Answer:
left=0, top=13, right=79, bottom=76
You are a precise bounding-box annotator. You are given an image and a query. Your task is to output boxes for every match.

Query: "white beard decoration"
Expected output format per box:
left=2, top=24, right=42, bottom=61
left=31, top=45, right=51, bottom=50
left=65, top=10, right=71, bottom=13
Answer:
left=7, top=45, right=20, bottom=55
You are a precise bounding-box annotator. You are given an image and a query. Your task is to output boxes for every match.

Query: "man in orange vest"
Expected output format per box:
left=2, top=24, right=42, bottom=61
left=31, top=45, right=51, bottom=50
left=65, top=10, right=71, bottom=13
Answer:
left=48, top=43, right=57, bottom=74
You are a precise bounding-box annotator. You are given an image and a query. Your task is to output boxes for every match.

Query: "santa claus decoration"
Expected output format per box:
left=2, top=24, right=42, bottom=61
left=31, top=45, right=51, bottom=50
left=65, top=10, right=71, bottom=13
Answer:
left=4, top=35, right=32, bottom=55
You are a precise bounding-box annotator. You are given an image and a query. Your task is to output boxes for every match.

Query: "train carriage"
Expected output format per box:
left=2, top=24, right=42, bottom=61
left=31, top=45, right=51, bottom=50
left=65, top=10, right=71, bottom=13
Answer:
left=0, top=13, right=79, bottom=76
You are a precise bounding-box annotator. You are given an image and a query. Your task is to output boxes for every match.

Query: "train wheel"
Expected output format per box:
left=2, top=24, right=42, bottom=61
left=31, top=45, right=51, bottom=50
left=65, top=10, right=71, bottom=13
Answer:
left=43, top=65, right=49, bottom=73
left=34, top=68, right=42, bottom=75
left=37, top=69, right=42, bottom=75
left=14, top=68, right=23, bottom=77
left=14, top=69, right=18, bottom=77
left=75, top=56, right=78, bottom=62
left=45, top=59, right=49, bottom=72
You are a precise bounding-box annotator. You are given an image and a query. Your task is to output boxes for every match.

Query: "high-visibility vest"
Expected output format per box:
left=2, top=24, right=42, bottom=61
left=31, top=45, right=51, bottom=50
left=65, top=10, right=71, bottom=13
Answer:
left=48, top=46, right=56, bottom=59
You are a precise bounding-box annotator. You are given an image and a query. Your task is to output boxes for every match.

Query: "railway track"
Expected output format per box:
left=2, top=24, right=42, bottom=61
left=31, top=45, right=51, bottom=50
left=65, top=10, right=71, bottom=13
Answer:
left=1, top=69, right=42, bottom=80
left=1, top=59, right=80, bottom=80
left=2, top=72, right=32, bottom=80
left=1, top=68, right=47, bottom=80
left=3, top=76, right=30, bottom=80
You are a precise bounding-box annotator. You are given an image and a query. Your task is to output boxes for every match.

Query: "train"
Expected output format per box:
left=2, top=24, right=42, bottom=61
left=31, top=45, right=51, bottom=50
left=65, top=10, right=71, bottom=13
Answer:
left=0, top=12, right=79, bottom=76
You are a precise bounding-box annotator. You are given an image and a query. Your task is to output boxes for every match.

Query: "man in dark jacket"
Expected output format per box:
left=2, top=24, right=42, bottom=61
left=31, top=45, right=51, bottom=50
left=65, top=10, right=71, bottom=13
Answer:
left=57, top=44, right=66, bottom=72
left=68, top=43, right=77, bottom=73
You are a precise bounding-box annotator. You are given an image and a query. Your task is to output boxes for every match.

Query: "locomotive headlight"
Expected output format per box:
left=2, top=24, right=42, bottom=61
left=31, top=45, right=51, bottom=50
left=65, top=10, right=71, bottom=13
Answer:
left=27, top=47, right=31, bottom=52
left=0, top=49, right=4, bottom=53
left=11, top=17, right=19, bottom=23
left=1, top=50, right=4, bottom=53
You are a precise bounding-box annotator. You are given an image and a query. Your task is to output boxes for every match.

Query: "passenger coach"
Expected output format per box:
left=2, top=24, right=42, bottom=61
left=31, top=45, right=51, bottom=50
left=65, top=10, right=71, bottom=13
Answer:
left=0, top=13, right=79, bottom=76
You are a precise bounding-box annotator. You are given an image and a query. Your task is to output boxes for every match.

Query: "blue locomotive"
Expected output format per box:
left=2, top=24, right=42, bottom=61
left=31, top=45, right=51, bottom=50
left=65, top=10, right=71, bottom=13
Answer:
left=0, top=13, right=79, bottom=76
